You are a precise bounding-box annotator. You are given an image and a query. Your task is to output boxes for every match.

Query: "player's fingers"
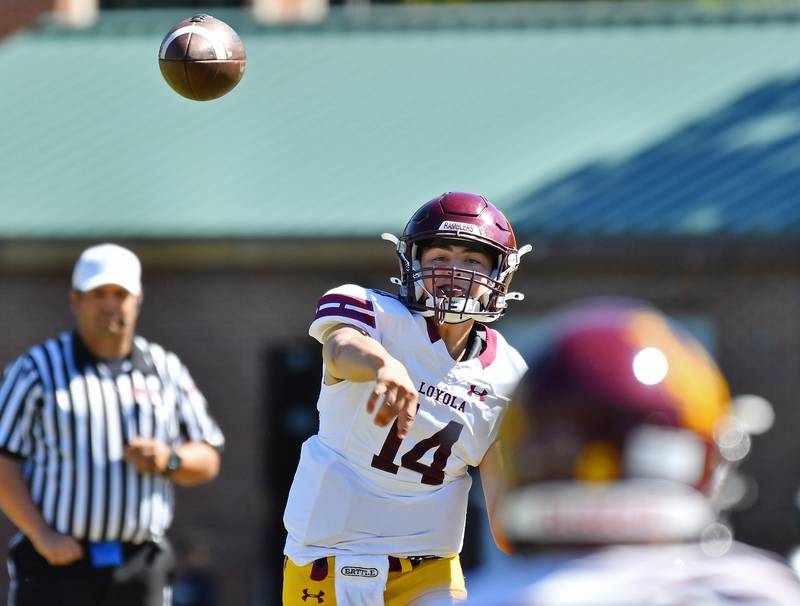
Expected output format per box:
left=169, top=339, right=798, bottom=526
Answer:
left=373, top=404, right=393, bottom=427
left=382, top=385, right=399, bottom=410
left=395, top=393, right=419, bottom=439
left=366, top=383, right=387, bottom=413
left=373, top=386, right=399, bottom=426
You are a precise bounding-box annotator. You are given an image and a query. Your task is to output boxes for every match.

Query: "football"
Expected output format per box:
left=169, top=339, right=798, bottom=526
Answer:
left=158, top=14, right=246, bottom=101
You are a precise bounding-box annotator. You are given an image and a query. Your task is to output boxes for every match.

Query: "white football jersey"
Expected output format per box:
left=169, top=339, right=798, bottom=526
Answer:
left=462, top=542, right=800, bottom=605
left=283, top=284, right=527, bottom=566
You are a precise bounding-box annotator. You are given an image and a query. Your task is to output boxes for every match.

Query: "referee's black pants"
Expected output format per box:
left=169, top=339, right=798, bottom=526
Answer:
left=7, top=536, right=174, bottom=606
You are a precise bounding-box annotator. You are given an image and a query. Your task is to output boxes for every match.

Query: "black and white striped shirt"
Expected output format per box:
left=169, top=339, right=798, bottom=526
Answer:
left=0, top=331, right=224, bottom=544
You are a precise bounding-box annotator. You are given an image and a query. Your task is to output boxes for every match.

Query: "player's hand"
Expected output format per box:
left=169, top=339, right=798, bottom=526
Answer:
left=366, top=358, right=419, bottom=438
left=125, top=438, right=170, bottom=475
left=29, top=527, right=84, bottom=566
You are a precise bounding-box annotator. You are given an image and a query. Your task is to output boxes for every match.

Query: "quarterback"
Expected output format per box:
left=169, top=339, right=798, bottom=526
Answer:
left=282, top=192, right=531, bottom=605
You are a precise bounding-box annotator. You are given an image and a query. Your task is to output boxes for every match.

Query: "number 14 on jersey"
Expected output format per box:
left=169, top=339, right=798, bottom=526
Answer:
left=371, top=420, right=464, bottom=485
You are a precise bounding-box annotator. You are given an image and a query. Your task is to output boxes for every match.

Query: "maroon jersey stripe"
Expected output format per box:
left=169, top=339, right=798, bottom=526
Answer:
left=315, top=307, right=376, bottom=328
left=317, top=293, right=374, bottom=312
left=478, top=326, right=498, bottom=368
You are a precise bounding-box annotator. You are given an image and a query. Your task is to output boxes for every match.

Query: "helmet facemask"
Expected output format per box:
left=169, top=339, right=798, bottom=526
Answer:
left=413, top=239, right=503, bottom=325
left=383, top=233, right=530, bottom=324
left=383, top=191, right=531, bottom=324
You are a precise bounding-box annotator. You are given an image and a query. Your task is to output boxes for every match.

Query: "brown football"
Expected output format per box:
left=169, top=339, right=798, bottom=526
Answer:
left=158, top=14, right=246, bottom=101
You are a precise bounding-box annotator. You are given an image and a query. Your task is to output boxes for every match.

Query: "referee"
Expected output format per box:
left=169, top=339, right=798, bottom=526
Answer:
left=0, top=243, right=224, bottom=606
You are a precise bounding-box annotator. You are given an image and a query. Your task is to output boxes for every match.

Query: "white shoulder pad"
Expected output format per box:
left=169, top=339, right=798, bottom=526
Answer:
left=309, top=284, right=383, bottom=343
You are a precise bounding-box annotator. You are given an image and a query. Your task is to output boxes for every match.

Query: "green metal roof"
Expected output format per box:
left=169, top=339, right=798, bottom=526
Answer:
left=2, top=5, right=800, bottom=238
left=509, top=75, right=800, bottom=236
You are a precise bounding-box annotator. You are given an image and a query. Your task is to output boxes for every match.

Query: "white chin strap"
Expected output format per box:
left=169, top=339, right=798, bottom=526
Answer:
left=415, top=281, right=524, bottom=325
left=428, top=294, right=482, bottom=324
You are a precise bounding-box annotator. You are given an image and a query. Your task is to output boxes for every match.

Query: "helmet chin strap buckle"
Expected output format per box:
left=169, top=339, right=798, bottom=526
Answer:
left=506, top=292, right=525, bottom=301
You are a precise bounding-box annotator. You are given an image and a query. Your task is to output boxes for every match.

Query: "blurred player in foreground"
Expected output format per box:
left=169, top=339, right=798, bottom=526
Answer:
left=281, top=192, right=532, bottom=605
left=459, top=299, right=800, bottom=605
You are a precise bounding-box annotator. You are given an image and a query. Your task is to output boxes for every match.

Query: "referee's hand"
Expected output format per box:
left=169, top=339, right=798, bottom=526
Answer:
left=30, top=528, right=83, bottom=566
left=125, top=437, right=170, bottom=474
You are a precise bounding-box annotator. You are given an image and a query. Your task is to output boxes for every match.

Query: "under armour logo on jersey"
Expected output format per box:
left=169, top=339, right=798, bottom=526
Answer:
left=468, top=385, right=488, bottom=401
left=301, top=589, right=325, bottom=603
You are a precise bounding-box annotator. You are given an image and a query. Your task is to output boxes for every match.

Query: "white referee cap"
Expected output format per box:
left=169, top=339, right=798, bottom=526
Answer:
left=72, top=243, right=142, bottom=295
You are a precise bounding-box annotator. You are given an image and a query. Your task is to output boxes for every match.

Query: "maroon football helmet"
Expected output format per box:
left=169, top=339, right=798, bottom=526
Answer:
left=382, top=192, right=531, bottom=324
left=495, top=299, right=736, bottom=547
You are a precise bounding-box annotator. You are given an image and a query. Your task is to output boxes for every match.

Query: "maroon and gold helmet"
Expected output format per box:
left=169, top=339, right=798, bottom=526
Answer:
left=496, top=299, right=733, bottom=547
left=382, top=192, right=532, bottom=324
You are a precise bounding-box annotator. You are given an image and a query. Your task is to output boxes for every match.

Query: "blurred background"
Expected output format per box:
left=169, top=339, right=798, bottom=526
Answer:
left=1, top=0, right=800, bottom=604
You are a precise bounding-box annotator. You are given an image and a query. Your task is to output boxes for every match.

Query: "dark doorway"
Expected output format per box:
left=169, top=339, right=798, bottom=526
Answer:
left=262, top=342, right=322, bottom=604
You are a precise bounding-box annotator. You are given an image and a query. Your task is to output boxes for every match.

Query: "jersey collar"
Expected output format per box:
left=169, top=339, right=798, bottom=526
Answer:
left=424, top=318, right=498, bottom=368
left=71, top=331, right=154, bottom=375
left=425, top=316, right=441, bottom=343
